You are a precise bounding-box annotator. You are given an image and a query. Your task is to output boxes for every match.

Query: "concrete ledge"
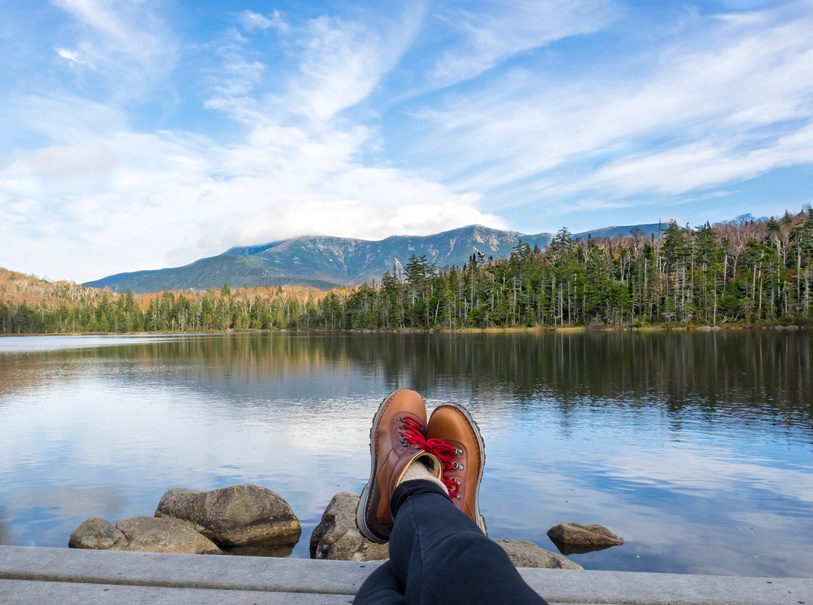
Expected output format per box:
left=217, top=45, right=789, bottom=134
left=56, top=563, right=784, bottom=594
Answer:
left=1, top=545, right=811, bottom=605
left=0, top=580, right=354, bottom=604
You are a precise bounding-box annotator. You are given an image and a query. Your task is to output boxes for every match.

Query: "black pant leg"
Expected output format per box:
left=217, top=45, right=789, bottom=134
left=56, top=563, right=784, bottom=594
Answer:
left=386, top=480, right=547, bottom=605
left=354, top=561, right=406, bottom=604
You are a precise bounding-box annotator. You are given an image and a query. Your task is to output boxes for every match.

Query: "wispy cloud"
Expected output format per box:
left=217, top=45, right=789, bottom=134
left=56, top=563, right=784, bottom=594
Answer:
left=237, top=9, right=288, bottom=33
left=414, top=1, right=813, bottom=208
left=429, top=0, right=617, bottom=88
left=290, top=9, right=423, bottom=122
left=3, top=145, right=116, bottom=177
left=51, top=0, right=178, bottom=97
left=55, top=47, right=83, bottom=64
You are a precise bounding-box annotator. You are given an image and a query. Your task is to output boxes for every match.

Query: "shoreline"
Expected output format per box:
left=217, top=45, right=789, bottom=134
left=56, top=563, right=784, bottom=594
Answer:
left=1, top=323, right=810, bottom=338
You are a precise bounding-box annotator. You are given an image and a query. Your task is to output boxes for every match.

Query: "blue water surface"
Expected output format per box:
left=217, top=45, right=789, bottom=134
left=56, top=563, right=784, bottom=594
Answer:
left=0, top=331, right=811, bottom=577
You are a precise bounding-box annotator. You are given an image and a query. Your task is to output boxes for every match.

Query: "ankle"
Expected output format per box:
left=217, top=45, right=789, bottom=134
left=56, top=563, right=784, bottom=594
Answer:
left=400, top=457, right=449, bottom=495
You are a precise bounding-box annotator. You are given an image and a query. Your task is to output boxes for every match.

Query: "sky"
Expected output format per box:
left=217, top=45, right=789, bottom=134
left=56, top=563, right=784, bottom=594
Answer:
left=2, top=0, right=813, bottom=283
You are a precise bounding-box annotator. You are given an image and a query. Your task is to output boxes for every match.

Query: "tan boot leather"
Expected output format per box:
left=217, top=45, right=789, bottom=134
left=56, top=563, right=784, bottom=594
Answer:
left=356, top=389, right=444, bottom=543
left=426, top=403, right=487, bottom=534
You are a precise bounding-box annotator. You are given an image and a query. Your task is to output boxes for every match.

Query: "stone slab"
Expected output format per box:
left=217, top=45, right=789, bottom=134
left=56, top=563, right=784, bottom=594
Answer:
left=0, top=580, right=354, bottom=604
left=0, top=545, right=371, bottom=594
left=517, top=567, right=813, bottom=605
left=2, top=545, right=812, bottom=605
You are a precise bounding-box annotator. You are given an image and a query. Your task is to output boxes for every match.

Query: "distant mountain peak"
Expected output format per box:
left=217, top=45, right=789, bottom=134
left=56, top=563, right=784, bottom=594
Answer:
left=86, top=222, right=662, bottom=294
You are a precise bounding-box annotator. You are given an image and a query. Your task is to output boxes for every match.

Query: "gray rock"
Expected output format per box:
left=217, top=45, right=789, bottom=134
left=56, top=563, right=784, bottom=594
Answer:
left=496, top=539, right=583, bottom=569
left=155, top=484, right=301, bottom=552
left=547, top=522, right=624, bottom=547
left=115, top=516, right=222, bottom=554
left=310, top=492, right=389, bottom=561
left=69, top=518, right=127, bottom=550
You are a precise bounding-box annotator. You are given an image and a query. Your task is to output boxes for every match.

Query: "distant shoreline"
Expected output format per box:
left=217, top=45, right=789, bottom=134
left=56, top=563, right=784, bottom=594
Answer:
left=1, top=323, right=808, bottom=338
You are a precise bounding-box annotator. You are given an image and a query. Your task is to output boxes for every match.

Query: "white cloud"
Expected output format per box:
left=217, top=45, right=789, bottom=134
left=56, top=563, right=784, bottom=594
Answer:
left=206, top=7, right=424, bottom=124
left=413, top=1, right=813, bottom=206
left=290, top=10, right=423, bottom=122
left=0, top=91, right=501, bottom=281
left=238, top=9, right=288, bottom=32
left=51, top=0, right=178, bottom=97
left=575, top=123, right=813, bottom=196
left=430, top=0, right=617, bottom=88
left=55, top=47, right=83, bottom=64
left=3, top=145, right=117, bottom=177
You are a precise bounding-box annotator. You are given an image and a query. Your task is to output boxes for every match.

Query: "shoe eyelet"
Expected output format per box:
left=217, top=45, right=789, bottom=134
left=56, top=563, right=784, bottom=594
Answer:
left=455, top=495, right=461, bottom=499
left=455, top=448, right=463, bottom=455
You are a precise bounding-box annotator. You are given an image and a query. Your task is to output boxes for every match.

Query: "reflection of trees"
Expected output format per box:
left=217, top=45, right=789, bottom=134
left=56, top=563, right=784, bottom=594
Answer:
left=3, top=331, right=811, bottom=432
left=334, top=331, right=812, bottom=431
left=134, top=332, right=813, bottom=430
left=0, top=352, right=79, bottom=398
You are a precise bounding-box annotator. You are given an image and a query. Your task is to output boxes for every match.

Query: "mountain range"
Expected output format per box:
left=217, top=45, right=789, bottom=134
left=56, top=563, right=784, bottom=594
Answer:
left=85, top=223, right=662, bottom=294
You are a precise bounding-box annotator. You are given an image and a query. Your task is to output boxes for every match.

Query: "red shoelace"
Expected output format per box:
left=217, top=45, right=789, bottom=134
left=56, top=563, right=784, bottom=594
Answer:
left=398, top=416, right=461, bottom=498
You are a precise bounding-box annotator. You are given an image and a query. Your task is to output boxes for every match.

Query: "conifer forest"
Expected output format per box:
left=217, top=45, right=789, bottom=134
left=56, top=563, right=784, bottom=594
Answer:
left=3, top=209, right=813, bottom=334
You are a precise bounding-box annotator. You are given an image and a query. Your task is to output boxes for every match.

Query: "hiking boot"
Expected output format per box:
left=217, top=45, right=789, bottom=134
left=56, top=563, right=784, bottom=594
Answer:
left=426, top=403, right=488, bottom=534
left=356, top=389, right=444, bottom=543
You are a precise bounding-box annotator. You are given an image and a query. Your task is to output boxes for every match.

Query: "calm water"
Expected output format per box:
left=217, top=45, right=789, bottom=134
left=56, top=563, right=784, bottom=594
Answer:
left=1, top=331, right=811, bottom=577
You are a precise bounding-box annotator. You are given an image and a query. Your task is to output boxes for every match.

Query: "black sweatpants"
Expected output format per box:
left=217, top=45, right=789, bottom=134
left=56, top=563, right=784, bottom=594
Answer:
left=354, top=480, right=548, bottom=604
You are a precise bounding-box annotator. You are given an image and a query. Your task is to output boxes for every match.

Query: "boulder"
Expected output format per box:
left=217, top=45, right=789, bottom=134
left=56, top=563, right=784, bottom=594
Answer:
left=69, top=516, right=221, bottom=554
left=115, top=516, right=222, bottom=554
left=69, top=517, right=127, bottom=550
left=496, top=540, right=583, bottom=569
left=155, top=484, right=301, bottom=554
left=546, top=522, right=624, bottom=551
left=310, top=492, right=389, bottom=561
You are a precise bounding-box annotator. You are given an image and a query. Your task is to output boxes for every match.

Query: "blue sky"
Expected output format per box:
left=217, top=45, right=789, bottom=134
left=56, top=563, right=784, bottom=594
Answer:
left=2, top=0, right=812, bottom=283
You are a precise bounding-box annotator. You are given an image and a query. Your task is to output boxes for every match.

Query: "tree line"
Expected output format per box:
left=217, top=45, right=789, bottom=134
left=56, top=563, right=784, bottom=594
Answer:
left=2, top=207, right=813, bottom=334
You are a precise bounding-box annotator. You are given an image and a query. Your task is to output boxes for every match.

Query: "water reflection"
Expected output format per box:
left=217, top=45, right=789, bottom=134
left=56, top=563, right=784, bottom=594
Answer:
left=0, top=331, right=811, bottom=576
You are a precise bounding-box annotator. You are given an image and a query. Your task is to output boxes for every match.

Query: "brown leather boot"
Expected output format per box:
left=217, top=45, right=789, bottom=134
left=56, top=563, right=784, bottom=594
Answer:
left=356, top=389, right=444, bottom=543
left=426, top=403, right=488, bottom=534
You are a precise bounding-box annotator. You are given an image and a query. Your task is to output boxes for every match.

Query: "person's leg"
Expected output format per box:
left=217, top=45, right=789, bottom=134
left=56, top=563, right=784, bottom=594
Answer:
left=386, top=480, right=547, bottom=605
left=355, top=393, right=547, bottom=604
left=354, top=561, right=405, bottom=605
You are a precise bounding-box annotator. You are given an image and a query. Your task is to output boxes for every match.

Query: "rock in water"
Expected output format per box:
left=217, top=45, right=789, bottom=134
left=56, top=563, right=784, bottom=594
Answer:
left=496, top=540, right=584, bottom=569
left=69, top=518, right=127, bottom=550
left=310, top=492, right=389, bottom=561
left=546, top=523, right=624, bottom=548
left=155, top=484, right=301, bottom=553
left=115, top=517, right=222, bottom=554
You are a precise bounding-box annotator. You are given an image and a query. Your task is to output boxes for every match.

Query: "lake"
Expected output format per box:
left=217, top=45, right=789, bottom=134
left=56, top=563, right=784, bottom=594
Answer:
left=0, top=330, right=811, bottom=577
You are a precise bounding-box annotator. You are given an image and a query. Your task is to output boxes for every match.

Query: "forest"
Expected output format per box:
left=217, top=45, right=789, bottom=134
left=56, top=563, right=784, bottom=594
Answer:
left=2, top=207, right=812, bottom=334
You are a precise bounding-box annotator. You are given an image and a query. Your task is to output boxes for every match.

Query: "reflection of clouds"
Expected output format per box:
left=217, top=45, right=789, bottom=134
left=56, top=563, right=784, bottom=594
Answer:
left=0, top=506, right=7, bottom=545
left=1, top=485, right=128, bottom=548
left=466, top=405, right=813, bottom=577
left=598, top=445, right=813, bottom=505
left=4, top=485, right=127, bottom=520
left=0, top=360, right=382, bottom=555
left=0, top=334, right=179, bottom=354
